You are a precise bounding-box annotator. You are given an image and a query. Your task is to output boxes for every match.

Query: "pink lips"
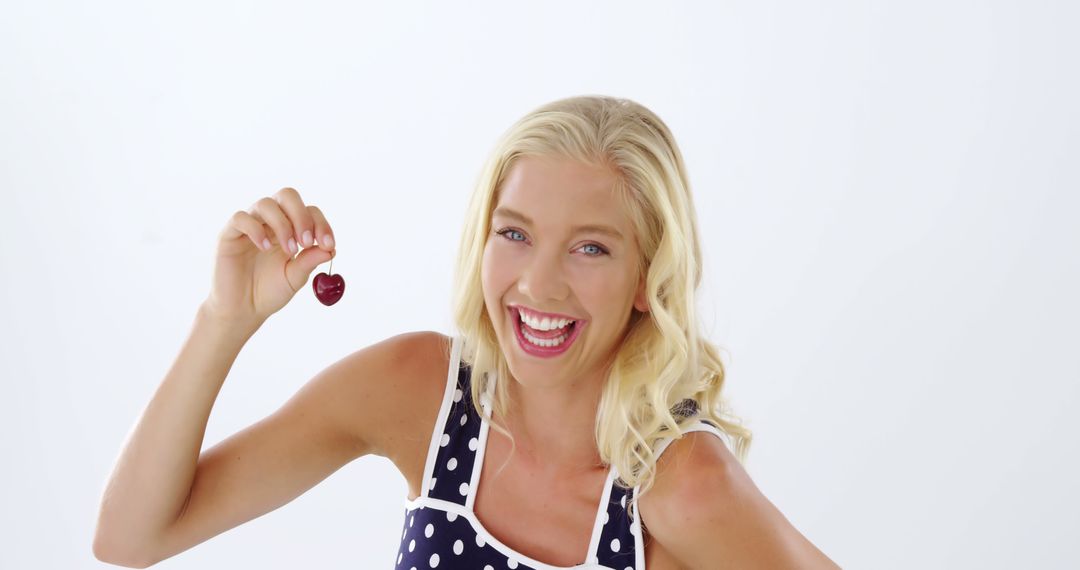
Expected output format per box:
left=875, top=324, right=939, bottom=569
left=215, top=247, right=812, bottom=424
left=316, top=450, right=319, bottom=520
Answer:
left=508, top=306, right=586, bottom=358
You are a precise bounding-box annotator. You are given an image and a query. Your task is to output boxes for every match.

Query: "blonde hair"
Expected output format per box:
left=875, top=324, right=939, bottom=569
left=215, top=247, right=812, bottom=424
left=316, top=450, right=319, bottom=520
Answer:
left=449, top=95, right=752, bottom=508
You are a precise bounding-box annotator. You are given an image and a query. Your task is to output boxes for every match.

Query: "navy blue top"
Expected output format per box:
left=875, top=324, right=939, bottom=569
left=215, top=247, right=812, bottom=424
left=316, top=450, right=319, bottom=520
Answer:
left=393, top=335, right=726, bottom=570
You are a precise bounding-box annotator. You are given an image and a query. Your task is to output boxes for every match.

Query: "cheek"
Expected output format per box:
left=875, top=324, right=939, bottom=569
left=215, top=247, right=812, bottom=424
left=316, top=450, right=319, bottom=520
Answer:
left=480, top=242, right=497, bottom=289
left=569, top=266, right=622, bottom=292
left=481, top=245, right=512, bottom=317
left=481, top=242, right=515, bottom=287
left=575, top=270, right=637, bottom=317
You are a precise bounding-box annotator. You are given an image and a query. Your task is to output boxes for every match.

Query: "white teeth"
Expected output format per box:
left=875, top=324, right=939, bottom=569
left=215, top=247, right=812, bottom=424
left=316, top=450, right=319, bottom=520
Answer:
left=521, top=329, right=571, bottom=348
left=514, top=308, right=577, bottom=349
left=518, top=309, right=575, bottom=331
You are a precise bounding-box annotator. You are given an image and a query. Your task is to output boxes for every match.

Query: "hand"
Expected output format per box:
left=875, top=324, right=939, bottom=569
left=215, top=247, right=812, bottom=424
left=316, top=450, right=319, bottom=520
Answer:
left=203, top=187, right=337, bottom=326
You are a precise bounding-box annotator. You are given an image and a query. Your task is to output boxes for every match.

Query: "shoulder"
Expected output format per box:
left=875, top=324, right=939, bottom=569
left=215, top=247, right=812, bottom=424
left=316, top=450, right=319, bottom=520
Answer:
left=373, top=330, right=452, bottom=384
left=336, top=331, right=452, bottom=459
left=379, top=330, right=452, bottom=374
left=637, top=429, right=741, bottom=536
left=372, top=329, right=453, bottom=407
left=637, top=427, right=839, bottom=569
left=344, top=330, right=451, bottom=401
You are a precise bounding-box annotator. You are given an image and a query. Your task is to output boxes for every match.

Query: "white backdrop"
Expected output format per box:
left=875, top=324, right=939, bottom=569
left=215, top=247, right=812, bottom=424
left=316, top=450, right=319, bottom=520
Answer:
left=2, top=1, right=1077, bottom=568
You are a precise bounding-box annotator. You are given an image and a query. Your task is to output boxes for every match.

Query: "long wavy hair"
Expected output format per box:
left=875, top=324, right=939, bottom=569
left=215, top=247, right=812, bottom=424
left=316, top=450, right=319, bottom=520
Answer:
left=449, top=94, right=752, bottom=507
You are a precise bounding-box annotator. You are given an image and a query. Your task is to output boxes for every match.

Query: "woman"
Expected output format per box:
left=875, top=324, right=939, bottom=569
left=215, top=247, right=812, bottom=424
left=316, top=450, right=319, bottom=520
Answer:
left=93, top=95, right=839, bottom=569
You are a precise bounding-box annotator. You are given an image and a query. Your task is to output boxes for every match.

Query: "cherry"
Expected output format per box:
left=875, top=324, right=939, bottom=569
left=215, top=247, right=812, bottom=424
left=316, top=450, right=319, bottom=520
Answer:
left=312, top=257, right=345, bottom=306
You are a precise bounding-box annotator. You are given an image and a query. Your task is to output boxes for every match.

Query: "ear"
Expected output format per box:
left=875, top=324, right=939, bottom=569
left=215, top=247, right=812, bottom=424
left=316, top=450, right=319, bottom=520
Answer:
left=633, top=274, right=650, bottom=313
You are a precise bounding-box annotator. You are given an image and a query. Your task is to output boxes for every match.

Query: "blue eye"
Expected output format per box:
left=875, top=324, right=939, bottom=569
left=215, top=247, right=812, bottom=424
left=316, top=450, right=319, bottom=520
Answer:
left=496, top=228, right=526, bottom=242
left=494, top=227, right=609, bottom=257
left=581, top=243, right=607, bottom=256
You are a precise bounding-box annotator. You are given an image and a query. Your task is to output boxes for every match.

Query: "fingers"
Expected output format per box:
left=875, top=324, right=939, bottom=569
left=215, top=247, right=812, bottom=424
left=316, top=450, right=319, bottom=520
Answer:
left=252, top=197, right=295, bottom=253
left=273, top=187, right=317, bottom=250
left=233, top=188, right=334, bottom=255
left=225, top=209, right=274, bottom=251
left=307, top=205, right=335, bottom=251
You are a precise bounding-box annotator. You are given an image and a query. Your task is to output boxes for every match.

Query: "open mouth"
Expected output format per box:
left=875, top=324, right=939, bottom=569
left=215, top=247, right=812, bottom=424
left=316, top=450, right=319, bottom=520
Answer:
left=508, top=306, right=585, bottom=357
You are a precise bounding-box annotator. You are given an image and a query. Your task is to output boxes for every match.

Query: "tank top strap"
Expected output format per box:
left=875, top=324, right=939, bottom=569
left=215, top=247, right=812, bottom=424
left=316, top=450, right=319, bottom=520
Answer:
left=587, top=467, right=642, bottom=569
left=650, top=417, right=729, bottom=460
left=617, top=417, right=729, bottom=566
left=421, top=335, right=486, bottom=506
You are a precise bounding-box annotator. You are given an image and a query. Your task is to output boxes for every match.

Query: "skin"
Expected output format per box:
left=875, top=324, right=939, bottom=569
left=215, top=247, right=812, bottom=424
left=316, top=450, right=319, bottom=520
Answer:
left=90, top=176, right=833, bottom=567
left=476, top=154, right=840, bottom=569
left=481, top=154, right=649, bottom=476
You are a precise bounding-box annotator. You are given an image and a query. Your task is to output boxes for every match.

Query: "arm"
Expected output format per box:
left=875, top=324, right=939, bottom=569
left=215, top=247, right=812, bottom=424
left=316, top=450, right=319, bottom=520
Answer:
left=637, top=432, right=840, bottom=570
left=93, top=303, right=261, bottom=567
left=93, top=298, right=440, bottom=567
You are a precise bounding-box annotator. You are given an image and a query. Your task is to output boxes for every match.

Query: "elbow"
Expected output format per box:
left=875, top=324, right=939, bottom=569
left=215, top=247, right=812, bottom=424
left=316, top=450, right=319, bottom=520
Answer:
left=92, top=530, right=156, bottom=569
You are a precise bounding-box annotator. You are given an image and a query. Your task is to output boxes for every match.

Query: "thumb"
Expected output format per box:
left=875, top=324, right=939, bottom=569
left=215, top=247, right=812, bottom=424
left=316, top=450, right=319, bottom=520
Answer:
left=286, top=247, right=335, bottom=289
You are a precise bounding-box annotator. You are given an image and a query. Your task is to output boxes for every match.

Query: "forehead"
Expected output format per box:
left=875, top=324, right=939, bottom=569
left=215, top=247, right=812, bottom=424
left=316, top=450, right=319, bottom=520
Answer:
left=494, top=155, right=623, bottom=223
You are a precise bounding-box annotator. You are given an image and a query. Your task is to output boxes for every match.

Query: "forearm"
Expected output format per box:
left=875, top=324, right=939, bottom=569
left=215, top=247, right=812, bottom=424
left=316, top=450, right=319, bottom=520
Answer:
left=93, top=304, right=261, bottom=563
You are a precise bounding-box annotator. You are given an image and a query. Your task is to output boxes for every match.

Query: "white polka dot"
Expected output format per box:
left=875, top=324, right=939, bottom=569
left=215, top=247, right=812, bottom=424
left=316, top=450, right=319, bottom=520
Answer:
left=425, top=523, right=434, bottom=538
left=611, top=538, right=621, bottom=552
left=454, top=388, right=462, bottom=402
left=440, top=433, right=450, bottom=447
left=620, top=494, right=626, bottom=508
left=408, top=539, right=415, bottom=552
left=447, top=457, right=458, bottom=471
left=625, top=566, right=634, bottom=570
left=603, top=510, right=609, bottom=525
left=460, top=413, right=468, bottom=426
left=469, top=437, right=478, bottom=451
left=397, top=552, right=402, bottom=564
left=430, top=477, right=437, bottom=490
left=429, top=553, right=440, bottom=568
left=484, top=566, right=494, bottom=570
left=447, top=511, right=458, bottom=522
left=453, top=539, right=464, bottom=555
left=459, top=482, right=470, bottom=496
left=410, top=515, right=414, bottom=527
left=507, top=559, right=519, bottom=569
left=476, top=534, right=486, bottom=548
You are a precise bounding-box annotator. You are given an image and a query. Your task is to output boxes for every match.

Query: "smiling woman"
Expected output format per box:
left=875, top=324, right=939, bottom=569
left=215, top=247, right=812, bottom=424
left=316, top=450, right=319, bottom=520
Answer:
left=420, top=95, right=842, bottom=569
left=94, top=94, right=837, bottom=570
left=454, top=97, right=748, bottom=490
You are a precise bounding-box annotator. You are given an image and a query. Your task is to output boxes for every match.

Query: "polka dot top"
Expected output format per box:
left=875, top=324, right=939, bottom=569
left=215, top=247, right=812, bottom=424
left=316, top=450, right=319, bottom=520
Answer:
left=394, top=335, right=729, bottom=570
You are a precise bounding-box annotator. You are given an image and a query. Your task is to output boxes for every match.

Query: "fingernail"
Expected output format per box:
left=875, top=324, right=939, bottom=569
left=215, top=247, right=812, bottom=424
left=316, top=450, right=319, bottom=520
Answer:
left=302, top=230, right=312, bottom=247
left=288, top=238, right=298, bottom=254
left=323, top=235, right=334, bottom=248
left=262, top=238, right=271, bottom=250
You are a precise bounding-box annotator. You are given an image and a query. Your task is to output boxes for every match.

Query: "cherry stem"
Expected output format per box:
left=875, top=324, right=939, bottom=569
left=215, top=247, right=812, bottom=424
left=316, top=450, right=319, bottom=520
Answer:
left=328, top=257, right=333, bottom=275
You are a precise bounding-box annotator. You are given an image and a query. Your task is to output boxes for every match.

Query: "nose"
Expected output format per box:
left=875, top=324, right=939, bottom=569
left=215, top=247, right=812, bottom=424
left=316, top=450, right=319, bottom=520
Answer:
left=517, top=250, right=569, bottom=303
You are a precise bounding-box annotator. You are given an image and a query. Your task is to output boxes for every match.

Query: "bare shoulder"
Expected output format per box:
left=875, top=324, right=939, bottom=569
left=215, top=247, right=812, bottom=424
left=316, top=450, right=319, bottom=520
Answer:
left=335, top=330, right=451, bottom=466
left=638, top=429, right=840, bottom=570
left=130, top=331, right=453, bottom=568
left=638, top=430, right=741, bottom=536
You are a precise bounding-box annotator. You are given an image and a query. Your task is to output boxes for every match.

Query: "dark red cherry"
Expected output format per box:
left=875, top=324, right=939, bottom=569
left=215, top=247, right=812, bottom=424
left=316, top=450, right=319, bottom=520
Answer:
left=313, top=272, right=345, bottom=306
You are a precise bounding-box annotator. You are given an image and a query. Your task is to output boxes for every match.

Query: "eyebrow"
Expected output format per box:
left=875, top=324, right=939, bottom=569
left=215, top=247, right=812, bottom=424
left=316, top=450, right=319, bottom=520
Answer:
left=492, top=207, right=625, bottom=241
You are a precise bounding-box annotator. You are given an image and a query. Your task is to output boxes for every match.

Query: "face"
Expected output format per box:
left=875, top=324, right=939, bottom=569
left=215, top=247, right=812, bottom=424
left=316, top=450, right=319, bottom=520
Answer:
left=481, top=154, right=649, bottom=388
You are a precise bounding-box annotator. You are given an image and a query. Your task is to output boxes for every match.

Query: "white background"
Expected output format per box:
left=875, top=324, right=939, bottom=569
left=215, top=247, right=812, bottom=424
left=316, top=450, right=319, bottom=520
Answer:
left=2, top=1, right=1077, bottom=568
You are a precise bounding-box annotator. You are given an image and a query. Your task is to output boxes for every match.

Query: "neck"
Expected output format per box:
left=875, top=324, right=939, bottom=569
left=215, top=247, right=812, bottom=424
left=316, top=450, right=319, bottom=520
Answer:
left=498, top=369, right=607, bottom=476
